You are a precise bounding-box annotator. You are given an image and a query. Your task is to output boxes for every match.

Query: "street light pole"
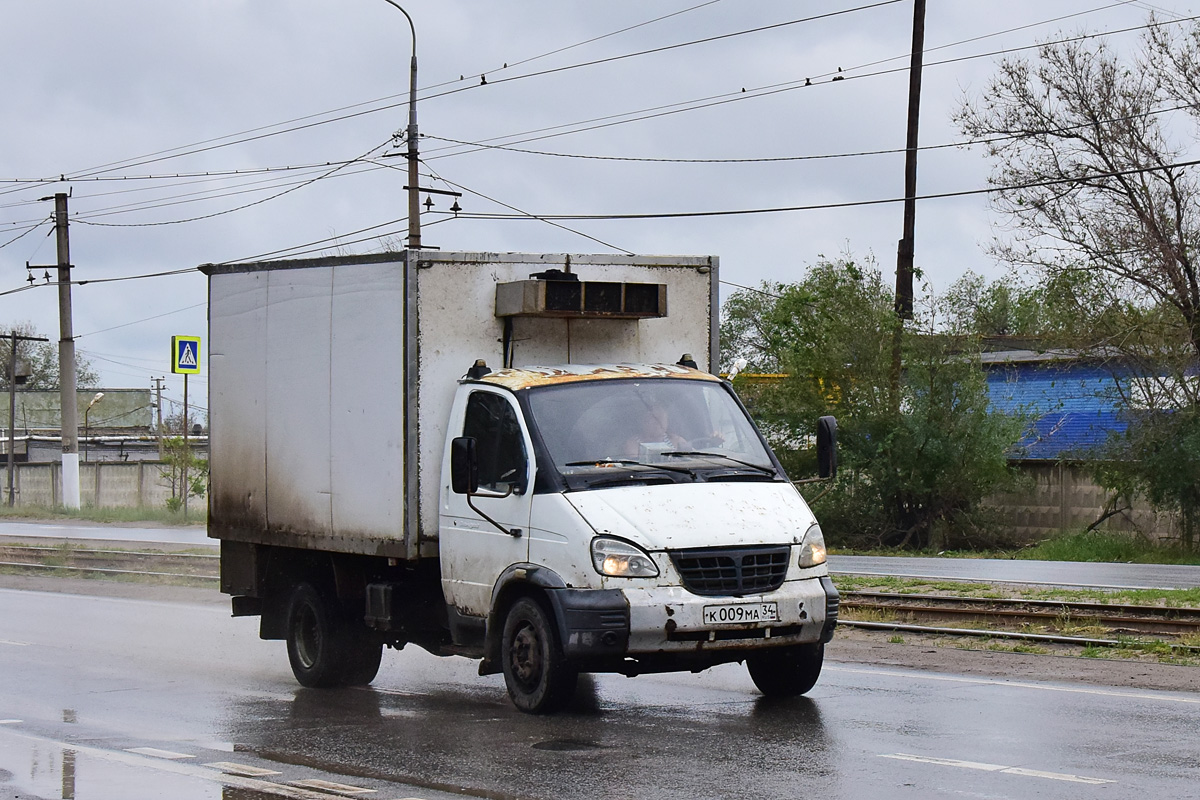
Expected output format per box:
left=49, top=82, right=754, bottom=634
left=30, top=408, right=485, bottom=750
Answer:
left=84, top=392, right=104, bottom=465
left=380, top=0, right=421, bottom=249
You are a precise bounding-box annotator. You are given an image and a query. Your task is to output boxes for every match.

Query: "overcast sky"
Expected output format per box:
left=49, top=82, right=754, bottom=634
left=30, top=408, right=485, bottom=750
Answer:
left=1, top=0, right=1195, bottom=416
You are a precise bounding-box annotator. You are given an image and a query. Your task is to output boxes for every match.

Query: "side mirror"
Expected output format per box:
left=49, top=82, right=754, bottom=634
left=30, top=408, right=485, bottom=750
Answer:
left=451, top=437, right=479, bottom=494
left=816, top=416, right=837, bottom=480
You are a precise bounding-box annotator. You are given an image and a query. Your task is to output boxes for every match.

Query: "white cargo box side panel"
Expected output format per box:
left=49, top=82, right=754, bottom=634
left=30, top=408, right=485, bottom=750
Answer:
left=209, top=272, right=268, bottom=532
left=329, top=262, right=406, bottom=540
left=264, top=268, right=334, bottom=537
left=413, top=252, right=716, bottom=539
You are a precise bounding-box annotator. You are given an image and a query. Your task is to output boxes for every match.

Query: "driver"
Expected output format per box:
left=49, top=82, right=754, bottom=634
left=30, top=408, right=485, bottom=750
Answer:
left=622, top=400, right=688, bottom=456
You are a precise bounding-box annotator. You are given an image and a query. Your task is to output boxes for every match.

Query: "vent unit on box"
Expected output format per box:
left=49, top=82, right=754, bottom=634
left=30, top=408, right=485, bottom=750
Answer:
left=495, top=269, right=667, bottom=320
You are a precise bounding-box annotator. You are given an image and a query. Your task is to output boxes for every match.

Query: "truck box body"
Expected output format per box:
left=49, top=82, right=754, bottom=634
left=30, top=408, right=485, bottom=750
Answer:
left=204, top=251, right=718, bottom=561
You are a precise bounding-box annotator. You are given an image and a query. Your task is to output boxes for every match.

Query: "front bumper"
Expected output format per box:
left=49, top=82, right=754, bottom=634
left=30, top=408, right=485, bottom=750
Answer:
left=546, top=575, right=838, bottom=661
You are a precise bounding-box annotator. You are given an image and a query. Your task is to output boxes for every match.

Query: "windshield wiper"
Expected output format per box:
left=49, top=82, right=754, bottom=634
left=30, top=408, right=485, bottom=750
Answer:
left=661, top=452, right=777, bottom=475
left=564, top=458, right=696, bottom=477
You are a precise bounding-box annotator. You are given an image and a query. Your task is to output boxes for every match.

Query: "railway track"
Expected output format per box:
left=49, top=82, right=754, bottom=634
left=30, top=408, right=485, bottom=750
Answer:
left=0, top=543, right=219, bottom=581
left=3, top=544, right=1198, bottom=650
left=840, top=590, right=1200, bottom=646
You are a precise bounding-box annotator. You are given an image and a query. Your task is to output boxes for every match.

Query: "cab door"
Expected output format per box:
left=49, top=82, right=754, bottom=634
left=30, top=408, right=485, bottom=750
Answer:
left=440, top=388, right=533, bottom=618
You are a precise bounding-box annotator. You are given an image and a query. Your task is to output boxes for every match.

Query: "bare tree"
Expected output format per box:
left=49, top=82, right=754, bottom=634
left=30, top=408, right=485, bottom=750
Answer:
left=957, top=18, right=1200, bottom=546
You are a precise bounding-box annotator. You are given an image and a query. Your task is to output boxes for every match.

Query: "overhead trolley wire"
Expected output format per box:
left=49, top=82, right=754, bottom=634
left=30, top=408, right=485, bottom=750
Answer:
left=424, top=12, right=1200, bottom=164
left=0, top=2, right=1164, bottom=202
left=420, top=0, right=725, bottom=94
left=0, top=1, right=899, bottom=195
left=417, top=1, right=905, bottom=103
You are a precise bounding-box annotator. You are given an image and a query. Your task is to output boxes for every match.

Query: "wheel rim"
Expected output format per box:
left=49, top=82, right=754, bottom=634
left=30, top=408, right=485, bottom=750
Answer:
left=509, top=620, right=543, bottom=691
left=294, top=603, right=321, bottom=670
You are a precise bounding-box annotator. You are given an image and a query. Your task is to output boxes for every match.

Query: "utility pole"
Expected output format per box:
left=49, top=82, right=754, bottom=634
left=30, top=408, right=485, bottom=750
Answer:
left=6, top=331, right=49, bottom=507
left=182, top=373, right=189, bottom=520
left=152, top=376, right=165, bottom=458
left=53, top=192, right=81, bottom=509
left=890, top=0, right=926, bottom=407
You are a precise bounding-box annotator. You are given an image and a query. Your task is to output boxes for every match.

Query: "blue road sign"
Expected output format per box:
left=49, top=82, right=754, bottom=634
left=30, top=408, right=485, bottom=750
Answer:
left=172, top=336, right=201, bottom=374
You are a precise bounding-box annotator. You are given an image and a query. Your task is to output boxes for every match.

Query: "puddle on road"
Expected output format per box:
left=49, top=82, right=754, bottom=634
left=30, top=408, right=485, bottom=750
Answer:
left=0, top=733, right=224, bottom=800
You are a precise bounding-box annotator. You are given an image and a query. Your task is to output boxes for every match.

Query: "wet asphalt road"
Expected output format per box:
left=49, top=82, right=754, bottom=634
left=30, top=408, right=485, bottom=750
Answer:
left=1, top=585, right=1197, bottom=800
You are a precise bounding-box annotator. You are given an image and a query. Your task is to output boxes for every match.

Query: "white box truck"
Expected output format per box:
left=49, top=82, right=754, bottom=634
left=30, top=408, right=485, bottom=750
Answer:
left=203, top=251, right=838, bottom=713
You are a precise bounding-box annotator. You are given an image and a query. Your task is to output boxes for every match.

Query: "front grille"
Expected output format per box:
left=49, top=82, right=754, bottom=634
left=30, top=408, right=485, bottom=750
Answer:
left=669, top=545, right=790, bottom=597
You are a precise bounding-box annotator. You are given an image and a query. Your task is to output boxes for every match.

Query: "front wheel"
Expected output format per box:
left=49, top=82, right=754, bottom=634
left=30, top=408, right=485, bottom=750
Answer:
left=746, top=642, right=824, bottom=697
left=501, top=597, right=578, bottom=714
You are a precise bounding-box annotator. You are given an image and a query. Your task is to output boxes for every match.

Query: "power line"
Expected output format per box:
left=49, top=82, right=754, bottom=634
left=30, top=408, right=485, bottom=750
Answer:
left=380, top=160, right=634, bottom=255
left=77, top=302, right=207, bottom=339
left=427, top=96, right=1198, bottom=165
left=71, top=141, right=389, bottom=227
left=0, top=218, right=51, bottom=251
left=430, top=155, right=1200, bottom=222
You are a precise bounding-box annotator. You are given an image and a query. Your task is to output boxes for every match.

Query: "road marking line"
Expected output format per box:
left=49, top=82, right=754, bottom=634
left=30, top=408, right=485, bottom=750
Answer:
left=830, top=665, right=1200, bottom=704
left=204, top=761, right=283, bottom=777
left=0, top=639, right=29, bottom=646
left=125, top=747, right=195, bottom=760
left=881, top=753, right=1115, bottom=785
left=0, top=719, right=22, bottom=725
left=291, top=778, right=377, bottom=795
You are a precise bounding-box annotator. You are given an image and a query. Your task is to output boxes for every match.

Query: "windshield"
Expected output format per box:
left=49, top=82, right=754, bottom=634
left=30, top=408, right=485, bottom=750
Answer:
left=524, top=377, right=779, bottom=489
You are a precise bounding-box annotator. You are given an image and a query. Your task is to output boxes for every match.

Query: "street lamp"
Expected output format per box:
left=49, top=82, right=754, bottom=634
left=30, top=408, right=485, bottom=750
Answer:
left=380, top=0, right=422, bottom=249
left=84, top=392, right=104, bottom=463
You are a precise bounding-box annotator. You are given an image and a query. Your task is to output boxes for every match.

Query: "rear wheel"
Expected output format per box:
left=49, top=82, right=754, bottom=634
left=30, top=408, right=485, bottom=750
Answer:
left=501, top=597, right=578, bottom=714
left=286, top=583, right=350, bottom=688
left=340, top=632, right=384, bottom=686
left=746, top=642, right=824, bottom=697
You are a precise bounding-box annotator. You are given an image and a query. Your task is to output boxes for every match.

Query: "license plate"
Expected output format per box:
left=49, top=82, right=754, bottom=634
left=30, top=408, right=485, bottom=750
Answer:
left=702, top=602, right=779, bottom=625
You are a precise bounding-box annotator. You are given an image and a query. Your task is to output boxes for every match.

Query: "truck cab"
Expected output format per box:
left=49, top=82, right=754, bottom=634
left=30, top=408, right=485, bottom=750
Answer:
left=441, top=362, right=837, bottom=712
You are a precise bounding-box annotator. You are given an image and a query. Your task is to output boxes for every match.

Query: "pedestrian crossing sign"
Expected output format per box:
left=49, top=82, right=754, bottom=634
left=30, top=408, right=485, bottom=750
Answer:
left=172, top=336, right=201, bottom=374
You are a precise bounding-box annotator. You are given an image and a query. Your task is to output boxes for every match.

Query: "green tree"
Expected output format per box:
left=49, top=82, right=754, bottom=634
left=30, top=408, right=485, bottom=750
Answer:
left=159, top=435, right=207, bottom=514
left=0, top=322, right=99, bottom=390
left=723, top=257, right=1024, bottom=550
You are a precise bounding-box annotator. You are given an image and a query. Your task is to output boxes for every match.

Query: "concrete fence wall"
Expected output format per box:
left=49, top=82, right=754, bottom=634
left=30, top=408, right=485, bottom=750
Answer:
left=4, top=458, right=1180, bottom=543
left=5, top=461, right=191, bottom=509
left=985, top=462, right=1180, bottom=544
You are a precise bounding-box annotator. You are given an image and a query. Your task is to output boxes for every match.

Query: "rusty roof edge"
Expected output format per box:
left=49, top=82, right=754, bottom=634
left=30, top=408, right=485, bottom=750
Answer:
left=475, top=363, right=720, bottom=391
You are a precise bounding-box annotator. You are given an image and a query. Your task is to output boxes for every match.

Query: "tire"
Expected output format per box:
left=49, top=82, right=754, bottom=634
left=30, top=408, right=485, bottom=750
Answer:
left=340, top=632, right=384, bottom=686
left=286, top=583, right=351, bottom=688
left=501, top=597, right=578, bottom=714
left=746, top=642, right=824, bottom=697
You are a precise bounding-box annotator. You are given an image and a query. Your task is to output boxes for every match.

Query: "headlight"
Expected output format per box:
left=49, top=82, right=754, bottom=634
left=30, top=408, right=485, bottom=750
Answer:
left=797, top=523, right=827, bottom=568
left=591, top=537, right=659, bottom=578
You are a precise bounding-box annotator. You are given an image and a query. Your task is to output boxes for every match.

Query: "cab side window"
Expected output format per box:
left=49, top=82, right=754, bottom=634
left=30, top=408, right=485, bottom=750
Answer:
left=463, top=392, right=527, bottom=493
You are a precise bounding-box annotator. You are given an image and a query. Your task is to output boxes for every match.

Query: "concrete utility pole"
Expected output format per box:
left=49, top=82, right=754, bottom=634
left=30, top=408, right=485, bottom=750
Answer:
left=54, top=192, right=81, bottom=509
left=381, top=1, right=422, bottom=249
